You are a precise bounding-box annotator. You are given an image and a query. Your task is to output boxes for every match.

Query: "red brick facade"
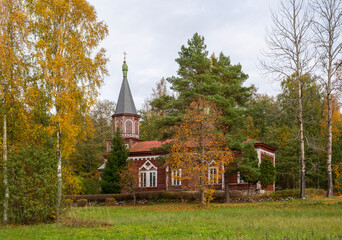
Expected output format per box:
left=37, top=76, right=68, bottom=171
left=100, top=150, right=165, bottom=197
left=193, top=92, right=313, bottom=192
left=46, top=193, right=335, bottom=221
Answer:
left=100, top=140, right=277, bottom=193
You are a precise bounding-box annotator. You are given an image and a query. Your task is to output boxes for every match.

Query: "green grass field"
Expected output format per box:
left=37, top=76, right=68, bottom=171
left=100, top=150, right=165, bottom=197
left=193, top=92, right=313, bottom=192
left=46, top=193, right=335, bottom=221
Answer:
left=1, top=197, right=342, bottom=239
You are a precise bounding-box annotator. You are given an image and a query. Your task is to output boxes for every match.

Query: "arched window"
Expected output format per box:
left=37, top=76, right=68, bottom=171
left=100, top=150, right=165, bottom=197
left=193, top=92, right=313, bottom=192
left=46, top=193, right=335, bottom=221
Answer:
left=125, top=119, right=133, bottom=134
left=139, top=160, right=157, bottom=188
left=116, top=120, right=123, bottom=133
left=135, top=121, right=139, bottom=135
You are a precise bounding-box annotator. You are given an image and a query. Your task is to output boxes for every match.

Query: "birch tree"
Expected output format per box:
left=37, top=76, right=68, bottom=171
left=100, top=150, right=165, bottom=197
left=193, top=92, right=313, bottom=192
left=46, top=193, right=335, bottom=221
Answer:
left=312, top=0, right=342, bottom=197
left=27, top=0, right=108, bottom=215
left=0, top=0, right=28, bottom=225
left=167, top=99, right=233, bottom=204
left=260, top=0, right=316, bottom=199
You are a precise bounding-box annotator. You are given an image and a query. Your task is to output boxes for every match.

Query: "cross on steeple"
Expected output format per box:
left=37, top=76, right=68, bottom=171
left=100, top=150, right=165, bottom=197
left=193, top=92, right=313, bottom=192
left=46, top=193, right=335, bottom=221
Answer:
left=123, top=51, right=127, bottom=61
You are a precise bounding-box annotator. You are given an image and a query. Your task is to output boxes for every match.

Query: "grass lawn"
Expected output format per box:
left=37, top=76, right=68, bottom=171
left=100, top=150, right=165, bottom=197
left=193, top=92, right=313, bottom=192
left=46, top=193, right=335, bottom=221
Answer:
left=1, top=197, right=342, bottom=239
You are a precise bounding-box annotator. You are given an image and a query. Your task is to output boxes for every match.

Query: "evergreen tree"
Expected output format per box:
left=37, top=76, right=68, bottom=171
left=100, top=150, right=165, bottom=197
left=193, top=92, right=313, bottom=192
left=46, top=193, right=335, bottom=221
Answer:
left=140, top=78, right=170, bottom=140
left=260, top=155, right=276, bottom=187
left=100, top=130, right=128, bottom=194
left=238, top=142, right=260, bottom=195
left=150, top=33, right=253, bottom=139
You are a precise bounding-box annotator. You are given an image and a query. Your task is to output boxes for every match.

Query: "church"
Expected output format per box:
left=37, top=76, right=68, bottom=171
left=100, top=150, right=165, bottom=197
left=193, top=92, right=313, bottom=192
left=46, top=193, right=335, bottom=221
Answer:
left=98, top=60, right=277, bottom=192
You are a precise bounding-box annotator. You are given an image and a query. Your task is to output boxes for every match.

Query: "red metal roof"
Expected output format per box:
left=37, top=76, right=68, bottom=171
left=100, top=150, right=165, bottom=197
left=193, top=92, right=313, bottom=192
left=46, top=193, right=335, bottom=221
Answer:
left=243, top=138, right=277, bottom=152
left=129, top=138, right=276, bottom=154
left=243, top=138, right=262, bottom=144
left=130, top=139, right=173, bottom=153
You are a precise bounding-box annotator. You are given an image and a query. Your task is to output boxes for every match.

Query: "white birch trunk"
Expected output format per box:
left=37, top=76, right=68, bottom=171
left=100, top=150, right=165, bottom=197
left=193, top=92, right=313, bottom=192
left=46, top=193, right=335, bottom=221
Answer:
left=298, top=79, right=305, bottom=199
left=326, top=78, right=333, bottom=197
left=56, top=121, right=62, bottom=215
left=327, top=96, right=333, bottom=197
left=3, top=109, right=8, bottom=225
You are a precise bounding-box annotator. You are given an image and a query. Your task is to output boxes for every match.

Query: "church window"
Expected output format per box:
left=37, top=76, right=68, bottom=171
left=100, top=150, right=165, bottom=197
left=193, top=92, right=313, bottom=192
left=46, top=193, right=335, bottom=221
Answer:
left=135, top=121, right=139, bottom=135
left=139, top=170, right=157, bottom=187
left=139, top=160, right=157, bottom=188
left=209, top=167, right=218, bottom=184
left=237, top=172, right=246, bottom=184
left=171, top=169, right=182, bottom=186
left=125, top=119, right=133, bottom=134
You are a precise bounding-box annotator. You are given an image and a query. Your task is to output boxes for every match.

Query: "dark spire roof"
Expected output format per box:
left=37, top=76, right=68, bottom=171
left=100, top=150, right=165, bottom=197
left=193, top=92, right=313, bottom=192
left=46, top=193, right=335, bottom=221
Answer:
left=115, top=61, right=137, bottom=115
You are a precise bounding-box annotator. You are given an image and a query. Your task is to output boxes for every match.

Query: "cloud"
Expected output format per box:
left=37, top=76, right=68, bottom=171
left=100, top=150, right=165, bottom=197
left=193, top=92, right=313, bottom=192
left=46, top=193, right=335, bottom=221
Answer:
left=89, top=0, right=279, bottom=110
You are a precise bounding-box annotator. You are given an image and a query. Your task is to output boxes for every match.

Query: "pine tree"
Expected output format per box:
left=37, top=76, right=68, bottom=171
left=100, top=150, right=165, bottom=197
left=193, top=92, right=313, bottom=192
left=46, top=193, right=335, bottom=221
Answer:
left=150, top=33, right=252, bottom=139
left=100, top=130, right=128, bottom=194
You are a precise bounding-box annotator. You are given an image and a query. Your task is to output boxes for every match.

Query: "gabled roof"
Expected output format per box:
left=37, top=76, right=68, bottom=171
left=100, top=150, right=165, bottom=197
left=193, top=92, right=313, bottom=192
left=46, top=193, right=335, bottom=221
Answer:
left=98, top=163, right=105, bottom=171
left=243, top=138, right=277, bottom=152
left=114, top=61, right=137, bottom=115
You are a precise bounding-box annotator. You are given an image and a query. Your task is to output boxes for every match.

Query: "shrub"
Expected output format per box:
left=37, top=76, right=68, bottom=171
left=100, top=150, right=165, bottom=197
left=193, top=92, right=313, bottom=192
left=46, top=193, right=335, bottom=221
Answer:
left=81, top=177, right=100, bottom=194
left=76, top=199, right=88, bottom=207
left=63, top=199, right=74, bottom=208
left=63, top=167, right=82, bottom=196
left=202, top=188, right=215, bottom=206
left=272, top=189, right=299, bottom=198
left=105, top=198, right=116, bottom=206
left=1, top=145, right=58, bottom=224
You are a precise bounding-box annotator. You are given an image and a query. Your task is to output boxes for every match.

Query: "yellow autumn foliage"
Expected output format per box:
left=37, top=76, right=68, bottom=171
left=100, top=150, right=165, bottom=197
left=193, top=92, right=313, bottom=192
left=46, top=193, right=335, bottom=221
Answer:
left=167, top=99, right=233, bottom=204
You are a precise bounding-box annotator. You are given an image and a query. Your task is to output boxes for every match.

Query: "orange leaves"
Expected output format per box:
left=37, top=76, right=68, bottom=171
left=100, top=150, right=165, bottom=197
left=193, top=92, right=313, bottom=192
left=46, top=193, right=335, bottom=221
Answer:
left=333, top=162, right=342, bottom=195
left=167, top=98, right=233, bottom=195
left=119, top=160, right=139, bottom=194
left=321, top=96, right=342, bottom=143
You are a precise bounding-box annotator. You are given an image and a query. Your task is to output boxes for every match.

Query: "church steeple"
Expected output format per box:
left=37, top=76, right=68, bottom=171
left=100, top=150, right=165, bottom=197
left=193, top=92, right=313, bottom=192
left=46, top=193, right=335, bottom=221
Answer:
left=115, top=60, right=137, bottom=115
left=112, top=57, right=140, bottom=148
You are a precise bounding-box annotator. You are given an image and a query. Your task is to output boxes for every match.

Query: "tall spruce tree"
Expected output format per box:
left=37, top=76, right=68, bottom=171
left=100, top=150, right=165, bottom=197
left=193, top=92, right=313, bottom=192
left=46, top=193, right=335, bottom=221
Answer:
left=150, top=33, right=252, bottom=139
left=100, top=130, right=128, bottom=194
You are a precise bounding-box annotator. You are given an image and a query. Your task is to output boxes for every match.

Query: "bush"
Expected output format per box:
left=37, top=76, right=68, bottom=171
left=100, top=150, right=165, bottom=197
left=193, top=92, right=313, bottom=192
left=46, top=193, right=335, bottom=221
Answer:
left=76, top=199, right=88, bottom=207
left=63, top=199, right=74, bottom=208
left=81, top=177, right=100, bottom=194
left=105, top=198, right=116, bottom=206
left=202, top=189, right=215, bottom=206
left=65, top=188, right=327, bottom=205
left=0, top=145, right=58, bottom=224
left=271, top=189, right=299, bottom=199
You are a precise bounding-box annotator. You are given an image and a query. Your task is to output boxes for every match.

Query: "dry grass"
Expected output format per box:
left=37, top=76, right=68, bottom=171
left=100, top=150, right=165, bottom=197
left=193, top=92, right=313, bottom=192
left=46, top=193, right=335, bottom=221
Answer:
left=58, top=216, right=112, bottom=228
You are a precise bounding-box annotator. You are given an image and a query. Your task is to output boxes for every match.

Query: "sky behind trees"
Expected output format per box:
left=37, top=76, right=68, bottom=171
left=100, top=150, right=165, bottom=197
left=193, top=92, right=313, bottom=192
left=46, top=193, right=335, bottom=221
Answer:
left=88, top=0, right=280, bottom=109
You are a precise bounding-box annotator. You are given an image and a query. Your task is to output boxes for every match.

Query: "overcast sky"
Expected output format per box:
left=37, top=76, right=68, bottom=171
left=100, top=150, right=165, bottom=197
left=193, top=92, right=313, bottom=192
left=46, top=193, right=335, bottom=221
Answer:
left=88, top=0, right=280, bottom=110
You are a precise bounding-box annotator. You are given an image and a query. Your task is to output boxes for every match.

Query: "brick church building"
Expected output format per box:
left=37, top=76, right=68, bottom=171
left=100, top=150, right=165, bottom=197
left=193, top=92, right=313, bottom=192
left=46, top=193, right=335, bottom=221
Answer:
left=98, top=60, right=277, bottom=192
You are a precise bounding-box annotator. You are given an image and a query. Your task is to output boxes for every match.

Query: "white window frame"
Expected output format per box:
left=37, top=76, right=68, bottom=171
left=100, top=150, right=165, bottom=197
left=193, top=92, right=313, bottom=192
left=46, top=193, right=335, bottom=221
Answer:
left=139, top=170, right=157, bottom=187
left=139, top=160, right=158, bottom=188
left=171, top=169, right=182, bottom=186
left=237, top=171, right=246, bottom=184
left=209, top=167, right=219, bottom=184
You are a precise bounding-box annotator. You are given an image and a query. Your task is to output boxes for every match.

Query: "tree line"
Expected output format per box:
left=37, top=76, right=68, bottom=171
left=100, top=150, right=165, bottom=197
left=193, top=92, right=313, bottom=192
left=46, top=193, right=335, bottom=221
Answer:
left=138, top=0, right=342, bottom=199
